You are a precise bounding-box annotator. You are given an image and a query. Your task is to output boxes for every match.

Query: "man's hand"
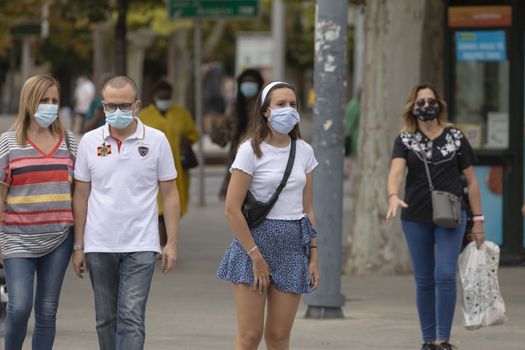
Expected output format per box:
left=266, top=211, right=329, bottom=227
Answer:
left=161, top=242, right=177, bottom=273
left=72, top=250, right=87, bottom=278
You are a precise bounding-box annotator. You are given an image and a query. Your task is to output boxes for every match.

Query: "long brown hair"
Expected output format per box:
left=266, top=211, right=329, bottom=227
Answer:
left=245, top=82, right=302, bottom=158
left=15, top=74, right=64, bottom=144
left=401, top=83, right=449, bottom=133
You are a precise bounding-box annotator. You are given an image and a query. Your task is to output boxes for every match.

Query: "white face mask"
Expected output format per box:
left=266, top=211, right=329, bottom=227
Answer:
left=105, top=109, right=134, bottom=129
left=268, top=107, right=300, bottom=134
left=34, top=103, right=59, bottom=127
left=155, top=99, right=172, bottom=111
left=239, top=82, right=259, bottom=97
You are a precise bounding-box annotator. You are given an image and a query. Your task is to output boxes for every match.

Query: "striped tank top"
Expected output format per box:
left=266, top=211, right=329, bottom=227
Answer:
left=0, top=129, right=77, bottom=258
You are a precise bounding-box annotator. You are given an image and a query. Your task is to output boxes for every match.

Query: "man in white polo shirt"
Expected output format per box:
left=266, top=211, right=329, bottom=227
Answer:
left=72, top=76, right=180, bottom=350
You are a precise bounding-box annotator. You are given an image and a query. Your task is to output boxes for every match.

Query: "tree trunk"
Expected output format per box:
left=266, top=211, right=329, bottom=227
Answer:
left=115, top=0, right=128, bottom=75
left=420, top=0, right=444, bottom=91
left=168, top=28, right=192, bottom=106
left=203, top=20, right=227, bottom=60
left=93, top=22, right=104, bottom=83
left=166, top=20, right=227, bottom=110
left=346, top=0, right=444, bottom=275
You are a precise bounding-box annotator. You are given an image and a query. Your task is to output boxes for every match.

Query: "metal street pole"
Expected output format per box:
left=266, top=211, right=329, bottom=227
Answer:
left=304, top=0, right=348, bottom=319
left=194, top=19, right=205, bottom=207
left=272, top=0, right=285, bottom=80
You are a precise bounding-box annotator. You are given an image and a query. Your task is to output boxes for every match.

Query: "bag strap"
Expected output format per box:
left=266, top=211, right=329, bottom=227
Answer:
left=264, top=138, right=296, bottom=205
left=274, top=138, right=296, bottom=195
left=412, top=134, right=434, bottom=191
left=64, top=130, right=75, bottom=162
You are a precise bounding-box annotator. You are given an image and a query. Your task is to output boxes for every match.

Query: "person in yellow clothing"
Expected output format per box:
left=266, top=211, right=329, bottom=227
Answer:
left=139, top=80, right=199, bottom=245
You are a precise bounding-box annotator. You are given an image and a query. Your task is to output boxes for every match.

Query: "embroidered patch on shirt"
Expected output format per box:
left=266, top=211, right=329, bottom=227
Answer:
left=138, top=145, right=149, bottom=157
left=97, top=144, right=112, bottom=157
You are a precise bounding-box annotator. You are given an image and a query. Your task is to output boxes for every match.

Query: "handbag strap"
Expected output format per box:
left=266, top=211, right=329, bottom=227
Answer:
left=412, top=135, right=434, bottom=191
left=64, top=130, right=75, bottom=162
left=268, top=138, right=297, bottom=202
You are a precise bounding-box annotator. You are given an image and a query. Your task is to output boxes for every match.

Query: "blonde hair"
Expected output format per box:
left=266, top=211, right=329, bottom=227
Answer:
left=15, top=74, right=64, bottom=145
left=401, top=84, right=450, bottom=133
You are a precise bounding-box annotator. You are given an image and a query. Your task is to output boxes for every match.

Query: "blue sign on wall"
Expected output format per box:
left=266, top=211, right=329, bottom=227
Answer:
left=456, top=31, right=507, bottom=61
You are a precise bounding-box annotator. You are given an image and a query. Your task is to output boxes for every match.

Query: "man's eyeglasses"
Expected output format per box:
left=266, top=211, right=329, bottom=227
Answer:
left=415, top=98, right=437, bottom=108
left=103, top=102, right=135, bottom=113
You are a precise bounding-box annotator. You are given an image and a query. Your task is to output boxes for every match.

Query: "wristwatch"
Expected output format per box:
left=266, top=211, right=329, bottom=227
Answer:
left=472, top=215, right=485, bottom=222
left=73, top=243, right=84, bottom=251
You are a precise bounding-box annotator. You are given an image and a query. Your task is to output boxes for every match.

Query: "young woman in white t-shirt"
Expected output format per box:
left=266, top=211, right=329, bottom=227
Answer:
left=217, top=81, right=320, bottom=350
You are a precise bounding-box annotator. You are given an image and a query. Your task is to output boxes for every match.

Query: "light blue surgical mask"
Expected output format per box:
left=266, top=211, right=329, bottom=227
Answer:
left=105, top=108, right=134, bottom=129
left=239, top=82, right=259, bottom=98
left=155, top=99, right=172, bottom=112
left=268, top=107, right=300, bottom=134
left=34, top=103, right=59, bottom=128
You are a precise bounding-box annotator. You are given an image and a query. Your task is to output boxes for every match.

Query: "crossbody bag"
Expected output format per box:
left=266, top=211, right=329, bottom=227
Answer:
left=416, top=139, right=462, bottom=229
left=242, top=138, right=296, bottom=228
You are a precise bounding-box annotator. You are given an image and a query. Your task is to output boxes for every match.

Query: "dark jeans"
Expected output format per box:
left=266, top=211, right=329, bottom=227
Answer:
left=86, top=252, right=156, bottom=350
left=3, top=233, right=73, bottom=350
left=401, top=210, right=466, bottom=342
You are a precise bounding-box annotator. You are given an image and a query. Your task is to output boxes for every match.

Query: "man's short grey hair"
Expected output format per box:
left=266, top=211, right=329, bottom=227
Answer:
left=102, top=75, right=138, bottom=99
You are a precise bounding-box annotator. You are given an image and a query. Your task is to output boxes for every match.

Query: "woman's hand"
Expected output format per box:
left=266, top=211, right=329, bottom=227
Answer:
left=472, top=221, right=485, bottom=249
left=250, top=250, right=270, bottom=295
left=385, top=195, right=408, bottom=222
left=308, top=255, right=320, bottom=290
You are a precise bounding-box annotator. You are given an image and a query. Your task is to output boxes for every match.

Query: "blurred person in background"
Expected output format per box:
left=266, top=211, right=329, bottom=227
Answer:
left=202, top=59, right=226, bottom=134
left=211, top=69, right=264, bottom=199
left=0, top=74, right=77, bottom=350
left=82, top=73, right=113, bottom=133
left=73, top=75, right=95, bottom=135
left=139, top=80, right=199, bottom=246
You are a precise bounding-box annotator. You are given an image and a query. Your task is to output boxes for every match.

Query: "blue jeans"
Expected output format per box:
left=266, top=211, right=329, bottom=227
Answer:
left=3, top=232, right=73, bottom=350
left=401, top=210, right=466, bottom=343
left=86, top=252, right=156, bottom=350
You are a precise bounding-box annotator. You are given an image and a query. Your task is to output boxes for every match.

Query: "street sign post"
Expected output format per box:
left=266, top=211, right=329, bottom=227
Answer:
left=168, top=0, right=259, bottom=19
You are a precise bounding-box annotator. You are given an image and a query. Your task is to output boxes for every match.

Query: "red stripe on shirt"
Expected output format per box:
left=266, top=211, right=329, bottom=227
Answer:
left=11, top=169, right=69, bottom=186
left=4, top=219, right=74, bottom=226
left=10, top=156, right=73, bottom=170
left=3, top=211, right=73, bottom=225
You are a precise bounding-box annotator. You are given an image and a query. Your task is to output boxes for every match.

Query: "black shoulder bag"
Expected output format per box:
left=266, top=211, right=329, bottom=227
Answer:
left=417, top=142, right=462, bottom=229
left=242, top=138, right=296, bottom=228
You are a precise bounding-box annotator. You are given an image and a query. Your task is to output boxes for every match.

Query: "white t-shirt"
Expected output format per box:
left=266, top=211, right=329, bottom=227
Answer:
left=74, top=119, right=177, bottom=253
left=231, top=139, right=318, bottom=220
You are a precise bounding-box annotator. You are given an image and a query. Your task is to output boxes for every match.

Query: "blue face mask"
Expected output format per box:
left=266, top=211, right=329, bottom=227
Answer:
left=240, top=82, right=259, bottom=98
left=268, top=107, right=300, bottom=134
left=34, top=103, right=59, bottom=128
left=105, top=108, right=134, bottom=129
left=155, top=99, right=172, bottom=112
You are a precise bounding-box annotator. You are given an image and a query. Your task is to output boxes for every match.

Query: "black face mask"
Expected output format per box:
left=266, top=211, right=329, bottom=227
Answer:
left=413, top=105, right=439, bottom=122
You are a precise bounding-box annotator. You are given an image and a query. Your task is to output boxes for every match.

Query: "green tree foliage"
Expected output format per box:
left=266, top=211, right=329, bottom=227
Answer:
left=0, top=0, right=43, bottom=55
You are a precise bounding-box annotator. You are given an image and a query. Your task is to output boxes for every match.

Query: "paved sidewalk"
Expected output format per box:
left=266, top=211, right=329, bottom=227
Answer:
left=7, top=167, right=525, bottom=349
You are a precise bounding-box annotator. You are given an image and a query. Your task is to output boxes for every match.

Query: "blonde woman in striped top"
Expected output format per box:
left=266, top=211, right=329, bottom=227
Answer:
left=0, top=74, right=77, bottom=350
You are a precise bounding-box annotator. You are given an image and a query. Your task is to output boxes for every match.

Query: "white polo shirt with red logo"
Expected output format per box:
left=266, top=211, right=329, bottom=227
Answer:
left=74, top=118, right=177, bottom=253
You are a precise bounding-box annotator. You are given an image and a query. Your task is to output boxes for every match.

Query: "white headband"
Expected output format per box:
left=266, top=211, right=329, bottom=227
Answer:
left=260, top=81, right=289, bottom=106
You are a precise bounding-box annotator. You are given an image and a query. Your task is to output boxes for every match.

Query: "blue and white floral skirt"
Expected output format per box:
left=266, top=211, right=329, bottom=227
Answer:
left=216, top=216, right=317, bottom=294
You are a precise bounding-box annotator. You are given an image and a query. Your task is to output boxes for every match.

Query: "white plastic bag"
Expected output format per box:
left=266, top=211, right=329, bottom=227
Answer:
left=457, top=241, right=507, bottom=330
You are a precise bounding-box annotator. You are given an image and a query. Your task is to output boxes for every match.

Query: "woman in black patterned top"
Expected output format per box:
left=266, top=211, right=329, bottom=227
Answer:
left=385, top=84, right=484, bottom=350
